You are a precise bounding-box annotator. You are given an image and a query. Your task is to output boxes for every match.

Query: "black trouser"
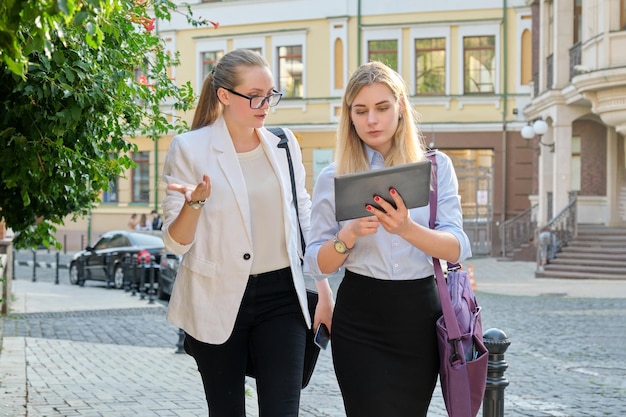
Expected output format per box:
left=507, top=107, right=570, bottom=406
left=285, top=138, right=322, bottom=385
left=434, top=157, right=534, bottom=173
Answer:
left=185, top=267, right=306, bottom=417
left=332, top=270, right=441, bottom=417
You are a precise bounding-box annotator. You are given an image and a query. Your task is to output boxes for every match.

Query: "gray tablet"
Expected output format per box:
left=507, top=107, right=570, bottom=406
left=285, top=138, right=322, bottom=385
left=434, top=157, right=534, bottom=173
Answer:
left=334, top=160, right=432, bottom=221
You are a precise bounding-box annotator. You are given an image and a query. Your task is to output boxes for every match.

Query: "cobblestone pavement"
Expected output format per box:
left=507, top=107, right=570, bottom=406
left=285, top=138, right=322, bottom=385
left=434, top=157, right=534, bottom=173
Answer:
left=2, top=250, right=626, bottom=416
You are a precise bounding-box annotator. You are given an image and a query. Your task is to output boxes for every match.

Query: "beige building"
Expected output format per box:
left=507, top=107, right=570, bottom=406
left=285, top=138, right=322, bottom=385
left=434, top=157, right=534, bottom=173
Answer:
left=58, top=0, right=540, bottom=256
left=523, top=0, right=626, bottom=227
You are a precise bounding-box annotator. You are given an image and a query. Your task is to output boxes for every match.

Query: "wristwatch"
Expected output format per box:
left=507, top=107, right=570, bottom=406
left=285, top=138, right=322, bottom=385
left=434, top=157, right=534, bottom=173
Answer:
left=333, top=233, right=354, bottom=254
left=187, top=199, right=206, bottom=209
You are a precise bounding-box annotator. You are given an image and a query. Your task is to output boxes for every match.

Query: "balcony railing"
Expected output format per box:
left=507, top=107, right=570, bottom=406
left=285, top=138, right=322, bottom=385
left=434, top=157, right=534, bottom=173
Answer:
left=546, top=54, right=553, bottom=90
left=532, top=71, right=539, bottom=97
left=569, top=42, right=581, bottom=80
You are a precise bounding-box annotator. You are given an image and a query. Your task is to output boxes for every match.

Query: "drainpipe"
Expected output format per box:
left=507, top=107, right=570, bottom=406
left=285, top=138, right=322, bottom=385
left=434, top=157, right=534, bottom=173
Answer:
left=501, top=0, right=508, bottom=228
left=154, top=17, right=160, bottom=213
left=357, top=0, right=362, bottom=65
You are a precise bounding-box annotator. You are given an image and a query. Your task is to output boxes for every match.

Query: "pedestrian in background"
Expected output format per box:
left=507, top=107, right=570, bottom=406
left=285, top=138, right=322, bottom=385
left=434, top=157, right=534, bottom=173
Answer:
left=127, top=213, right=138, bottom=230
left=160, top=48, right=333, bottom=416
left=303, top=61, right=472, bottom=417
left=151, top=210, right=163, bottom=230
left=135, top=213, right=152, bottom=231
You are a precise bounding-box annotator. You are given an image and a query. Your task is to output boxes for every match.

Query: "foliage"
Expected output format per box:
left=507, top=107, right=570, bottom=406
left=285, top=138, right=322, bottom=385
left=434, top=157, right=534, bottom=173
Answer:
left=0, top=0, right=213, bottom=249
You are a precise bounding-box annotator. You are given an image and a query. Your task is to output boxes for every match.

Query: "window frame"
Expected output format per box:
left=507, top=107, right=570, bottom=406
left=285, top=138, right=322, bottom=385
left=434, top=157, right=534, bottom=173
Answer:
left=457, top=24, right=500, bottom=96
left=131, top=151, right=151, bottom=204
left=411, top=26, right=450, bottom=96
left=362, top=28, right=402, bottom=70
left=195, top=38, right=227, bottom=91
left=272, top=32, right=307, bottom=101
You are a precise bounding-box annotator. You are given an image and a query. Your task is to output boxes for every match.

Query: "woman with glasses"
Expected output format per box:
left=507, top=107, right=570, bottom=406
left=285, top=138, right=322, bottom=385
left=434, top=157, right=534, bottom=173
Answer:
left=161, top=48, right=334, bottom=416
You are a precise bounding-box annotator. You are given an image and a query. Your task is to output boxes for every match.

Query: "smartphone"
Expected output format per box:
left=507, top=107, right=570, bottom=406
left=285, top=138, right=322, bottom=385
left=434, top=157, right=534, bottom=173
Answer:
left=314, top=323, right=330, bottom=350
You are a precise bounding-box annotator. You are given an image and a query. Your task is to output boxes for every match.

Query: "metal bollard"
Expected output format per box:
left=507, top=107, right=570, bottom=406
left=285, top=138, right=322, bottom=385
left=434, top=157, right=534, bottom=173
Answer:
left=104, top=253, right=113, bottom=289
left=32, top=249, right=37, bottom=282
left=175, top=328, right=186, bottom=354
left=78, top=257, right=86, bottom=287
left=139, top=257, right=147, bottom=300
left=124, top=253, right=131, bottom=292
left=147, top=255, right=155, bottom=304
left=482, top=328, right=511, bottom=417
left=130, top=256, right=137, bottom=295
left=55, top=252, right=59, bottom=285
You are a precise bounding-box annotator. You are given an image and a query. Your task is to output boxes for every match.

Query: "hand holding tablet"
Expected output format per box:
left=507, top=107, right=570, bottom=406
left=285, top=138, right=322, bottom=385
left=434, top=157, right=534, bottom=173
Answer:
left=334, top=160, right=432, bottom=222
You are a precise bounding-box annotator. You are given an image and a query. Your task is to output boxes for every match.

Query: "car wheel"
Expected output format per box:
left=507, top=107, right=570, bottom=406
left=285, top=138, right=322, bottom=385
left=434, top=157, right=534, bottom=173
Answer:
left=69, top=262, right=80, bottom=285
left=113, top=264, right=125, bottom=289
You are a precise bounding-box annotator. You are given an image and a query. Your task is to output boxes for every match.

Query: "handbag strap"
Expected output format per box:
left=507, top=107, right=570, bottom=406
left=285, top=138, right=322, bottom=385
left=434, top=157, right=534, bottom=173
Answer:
left=269, top=127, right=306, bottom=256
left=427, top=152, right=462, bottom=342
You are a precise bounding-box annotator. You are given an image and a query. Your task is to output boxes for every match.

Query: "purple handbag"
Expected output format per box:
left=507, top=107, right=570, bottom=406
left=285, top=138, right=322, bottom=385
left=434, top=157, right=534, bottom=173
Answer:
left=428, top=152, right=488, bottom=417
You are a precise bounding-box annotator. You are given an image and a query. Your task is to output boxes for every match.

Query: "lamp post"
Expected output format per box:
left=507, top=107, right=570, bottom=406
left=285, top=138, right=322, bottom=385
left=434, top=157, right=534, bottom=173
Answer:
left=521, top=119, right=553, bottom=152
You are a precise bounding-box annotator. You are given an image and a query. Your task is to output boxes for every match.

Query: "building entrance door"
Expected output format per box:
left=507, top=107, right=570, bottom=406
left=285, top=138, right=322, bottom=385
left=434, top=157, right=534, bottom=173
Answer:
left=445, top=150, right=494, bottom=256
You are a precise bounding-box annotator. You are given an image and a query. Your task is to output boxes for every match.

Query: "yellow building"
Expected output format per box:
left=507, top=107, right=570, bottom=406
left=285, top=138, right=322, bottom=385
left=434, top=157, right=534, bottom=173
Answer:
left=58, top=0, right=538, bottom=256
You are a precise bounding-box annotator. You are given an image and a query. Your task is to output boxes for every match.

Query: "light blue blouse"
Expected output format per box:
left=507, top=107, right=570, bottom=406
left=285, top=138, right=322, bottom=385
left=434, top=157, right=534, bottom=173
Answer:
left=303, top=146, right=472, bottom=281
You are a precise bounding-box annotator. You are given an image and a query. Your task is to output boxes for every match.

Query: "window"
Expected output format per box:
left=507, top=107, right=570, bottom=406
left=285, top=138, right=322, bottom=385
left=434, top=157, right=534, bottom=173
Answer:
left=574, top=0, right=582, bottom=44
left=368, top=40, right=398, bottom=71
left=621, top=0, right=626, bottom=30
left=277, top=45, right=303, bottom=98
left=415, top=38, right=446, bottom=95
left=103, top=178, right=118, bottom=203
left=463, top=36, right=495, bottom=94
left=132, top=151, right=150, bottom=203
left=201, top=50, right=224, bottom=81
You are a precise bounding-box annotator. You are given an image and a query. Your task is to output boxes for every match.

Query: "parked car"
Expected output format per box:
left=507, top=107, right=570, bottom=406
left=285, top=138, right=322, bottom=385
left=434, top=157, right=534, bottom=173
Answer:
left=69, top=230, right=165, bottom=289
left=158, top=251, right=182, bottom=300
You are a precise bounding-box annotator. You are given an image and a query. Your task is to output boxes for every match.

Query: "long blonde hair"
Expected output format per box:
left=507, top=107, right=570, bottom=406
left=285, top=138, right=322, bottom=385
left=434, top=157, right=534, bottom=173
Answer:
left=335, top=61, right=426, bottom=175
left=192, top=49, right=270, bottom=130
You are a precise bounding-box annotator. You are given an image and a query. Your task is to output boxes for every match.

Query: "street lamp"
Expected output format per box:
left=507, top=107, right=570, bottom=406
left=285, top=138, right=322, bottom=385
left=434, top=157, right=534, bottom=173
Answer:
left=521, top=119, right=554, bottom=152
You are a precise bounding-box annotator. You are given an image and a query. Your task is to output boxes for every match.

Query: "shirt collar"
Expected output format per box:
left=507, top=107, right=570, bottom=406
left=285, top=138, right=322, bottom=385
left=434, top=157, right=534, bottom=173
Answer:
left=364, top=144, right=385, bottom=169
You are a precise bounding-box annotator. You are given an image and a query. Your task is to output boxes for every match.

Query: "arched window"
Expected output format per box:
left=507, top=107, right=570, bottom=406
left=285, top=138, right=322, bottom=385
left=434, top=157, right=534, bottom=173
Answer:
left=521, top=29, right=532, bottom=85
left=334, top=38, right=344, bottom=90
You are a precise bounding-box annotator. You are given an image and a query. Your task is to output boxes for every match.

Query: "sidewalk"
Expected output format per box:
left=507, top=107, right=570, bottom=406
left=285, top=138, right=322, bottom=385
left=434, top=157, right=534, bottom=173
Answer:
left=468, top=256, right=626, bottom=298
left=2, top=256, right=626, bottom=417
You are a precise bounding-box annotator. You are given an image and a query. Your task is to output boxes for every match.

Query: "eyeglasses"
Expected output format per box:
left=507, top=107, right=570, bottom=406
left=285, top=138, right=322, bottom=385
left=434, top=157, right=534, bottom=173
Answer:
left=224, top=88, right=283, bottom=109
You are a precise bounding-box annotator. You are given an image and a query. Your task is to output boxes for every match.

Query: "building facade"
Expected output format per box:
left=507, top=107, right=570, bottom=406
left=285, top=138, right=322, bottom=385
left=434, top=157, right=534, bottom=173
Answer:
left=58, top=0, right=538, bottom=255
left=523, top=0, right=626, bottom=228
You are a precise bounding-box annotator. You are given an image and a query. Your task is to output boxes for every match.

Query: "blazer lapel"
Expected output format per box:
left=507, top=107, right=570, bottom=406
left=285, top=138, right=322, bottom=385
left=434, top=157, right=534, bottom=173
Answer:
left=212, top=118, right=253, bottom=246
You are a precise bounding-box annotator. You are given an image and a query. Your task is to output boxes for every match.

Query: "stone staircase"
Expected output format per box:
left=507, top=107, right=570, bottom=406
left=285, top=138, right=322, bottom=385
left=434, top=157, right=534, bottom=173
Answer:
left=535, top=224, right=626, bottom=280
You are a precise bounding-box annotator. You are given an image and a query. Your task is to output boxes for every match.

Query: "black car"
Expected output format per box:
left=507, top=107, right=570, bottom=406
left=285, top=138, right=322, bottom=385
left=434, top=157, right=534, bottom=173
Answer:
left=158, top=251, right=182, bottom=300
left=69, top=230, right=165, bottom=289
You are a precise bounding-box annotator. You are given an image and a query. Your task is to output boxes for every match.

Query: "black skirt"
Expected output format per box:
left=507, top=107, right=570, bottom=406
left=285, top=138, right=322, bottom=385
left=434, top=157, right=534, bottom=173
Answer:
left=331, top=269, right=442, bottom=417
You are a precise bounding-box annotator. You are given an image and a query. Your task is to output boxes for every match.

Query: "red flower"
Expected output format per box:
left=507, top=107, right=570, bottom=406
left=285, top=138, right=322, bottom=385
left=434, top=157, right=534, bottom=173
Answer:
left=209, top=20, right=219, bottom=29
left=138, top=75, right=148, bottom=85
left=143, top=17, right=156, bottom=32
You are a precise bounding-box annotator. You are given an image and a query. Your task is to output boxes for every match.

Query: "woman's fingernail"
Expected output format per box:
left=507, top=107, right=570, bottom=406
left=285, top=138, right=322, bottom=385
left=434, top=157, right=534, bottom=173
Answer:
left=390, top=188, right=396, bottom=195
left=366, top=205, right=372, bottom=211
left=374, top=196, right=380, bottom=202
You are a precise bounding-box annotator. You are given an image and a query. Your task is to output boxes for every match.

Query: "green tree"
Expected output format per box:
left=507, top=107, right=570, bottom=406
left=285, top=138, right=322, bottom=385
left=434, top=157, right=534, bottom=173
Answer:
left=0, top=1, right=213, bottom=249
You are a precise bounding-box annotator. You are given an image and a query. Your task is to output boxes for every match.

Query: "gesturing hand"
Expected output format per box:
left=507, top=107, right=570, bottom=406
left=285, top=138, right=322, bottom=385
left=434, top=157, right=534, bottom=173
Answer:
left=167, top=173, right=211, bottom=203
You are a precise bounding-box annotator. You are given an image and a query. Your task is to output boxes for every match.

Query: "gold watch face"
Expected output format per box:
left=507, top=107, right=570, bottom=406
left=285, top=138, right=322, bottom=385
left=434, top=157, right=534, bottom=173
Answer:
left=334, top=239, right=347, bottom=253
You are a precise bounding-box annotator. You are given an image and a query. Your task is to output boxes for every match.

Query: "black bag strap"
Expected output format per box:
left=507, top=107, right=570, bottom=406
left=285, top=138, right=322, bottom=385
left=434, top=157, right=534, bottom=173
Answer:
left=269, top=127, right=306, bottom=257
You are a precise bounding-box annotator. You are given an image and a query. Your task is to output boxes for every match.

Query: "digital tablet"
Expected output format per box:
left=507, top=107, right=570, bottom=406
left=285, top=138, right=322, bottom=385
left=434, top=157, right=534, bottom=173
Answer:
left=334, top=160, right=432, bottom=221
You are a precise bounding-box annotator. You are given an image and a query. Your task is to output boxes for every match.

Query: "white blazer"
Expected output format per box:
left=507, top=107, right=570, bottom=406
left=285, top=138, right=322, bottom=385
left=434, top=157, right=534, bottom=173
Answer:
left=161, top=116, right=312, bottom=344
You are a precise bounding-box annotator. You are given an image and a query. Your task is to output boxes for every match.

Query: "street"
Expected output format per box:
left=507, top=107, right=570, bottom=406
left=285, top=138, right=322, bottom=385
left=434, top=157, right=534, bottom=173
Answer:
left=2, top=250, right=625, bottom=416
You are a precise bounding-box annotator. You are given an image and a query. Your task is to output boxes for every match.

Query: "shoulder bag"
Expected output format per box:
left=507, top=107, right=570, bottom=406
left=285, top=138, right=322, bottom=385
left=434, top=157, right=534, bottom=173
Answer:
left=427, top=151, right=488, bottom=417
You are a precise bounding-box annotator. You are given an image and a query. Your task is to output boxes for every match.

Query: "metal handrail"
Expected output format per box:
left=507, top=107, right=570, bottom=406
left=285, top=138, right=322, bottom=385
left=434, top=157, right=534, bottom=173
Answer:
left=499, top=204, right=538, bottom=258
left=534, top=194, right=578, bottom=266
